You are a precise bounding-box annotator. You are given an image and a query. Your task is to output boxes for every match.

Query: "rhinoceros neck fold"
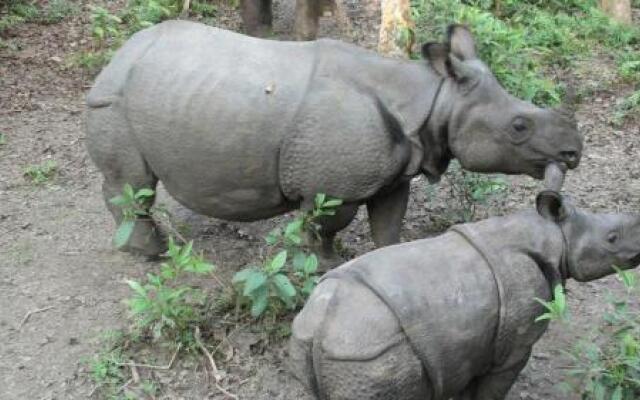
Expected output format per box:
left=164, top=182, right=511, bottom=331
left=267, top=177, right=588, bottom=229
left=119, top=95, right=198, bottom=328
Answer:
left=314, top=40, right=451, bottom=179
left=463, top=211, right=566, bottom=285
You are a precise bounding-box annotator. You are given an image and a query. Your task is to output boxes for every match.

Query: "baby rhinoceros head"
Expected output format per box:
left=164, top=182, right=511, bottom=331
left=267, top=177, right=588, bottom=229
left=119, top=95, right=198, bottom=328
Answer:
left=423, top=25, right=583, bottom=179
left=537, top=191, right=640, bottom=282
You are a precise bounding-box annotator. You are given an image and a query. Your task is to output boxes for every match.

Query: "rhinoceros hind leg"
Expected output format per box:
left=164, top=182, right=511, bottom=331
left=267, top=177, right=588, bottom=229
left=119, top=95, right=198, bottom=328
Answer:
left=241, top=0, right=273, bottom=37
left=318, top=340, right=429, bottom=400
left=87, top=105, right=166, bottom=257
left=455, top=352, right=530, bottom=400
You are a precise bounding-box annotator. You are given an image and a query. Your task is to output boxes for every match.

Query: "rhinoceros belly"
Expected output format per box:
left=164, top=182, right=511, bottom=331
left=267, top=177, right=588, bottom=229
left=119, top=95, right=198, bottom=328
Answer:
left=118, top=22, right=316, bottom=219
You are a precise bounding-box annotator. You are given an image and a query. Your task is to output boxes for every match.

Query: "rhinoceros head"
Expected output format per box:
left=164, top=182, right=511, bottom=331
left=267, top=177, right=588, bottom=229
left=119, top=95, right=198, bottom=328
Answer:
left=536, top=191, right=640, bottom=282
left=422, top=25, right=582, bottom=179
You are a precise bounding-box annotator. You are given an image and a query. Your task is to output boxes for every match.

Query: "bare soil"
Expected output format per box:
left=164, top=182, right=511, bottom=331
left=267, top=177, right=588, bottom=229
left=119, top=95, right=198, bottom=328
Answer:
left=1, top=1, right=639, bottom=399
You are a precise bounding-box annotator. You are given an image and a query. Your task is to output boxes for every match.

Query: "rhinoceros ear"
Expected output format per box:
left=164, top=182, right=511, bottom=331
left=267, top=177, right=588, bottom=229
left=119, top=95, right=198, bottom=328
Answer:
left=447, top=24, right=477, bottom=61
left=536, top=190, right=568, bottom=223
left=421, top=42, right=452, bottom=78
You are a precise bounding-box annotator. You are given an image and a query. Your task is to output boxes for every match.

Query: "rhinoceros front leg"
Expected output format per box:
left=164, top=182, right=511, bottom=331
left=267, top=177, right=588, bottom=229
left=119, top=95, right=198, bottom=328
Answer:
left=294, top=0, right=322, bottom=40
left=455, top=353, right=530, bottom=400
left=309, top=203, right=359, bottom=269
left=366, top=180, right=410, bottom=247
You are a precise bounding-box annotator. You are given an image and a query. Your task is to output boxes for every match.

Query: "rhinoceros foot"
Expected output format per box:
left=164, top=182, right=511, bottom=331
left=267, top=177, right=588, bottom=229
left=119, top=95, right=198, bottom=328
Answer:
left=118, top=219, right=167, bottom=258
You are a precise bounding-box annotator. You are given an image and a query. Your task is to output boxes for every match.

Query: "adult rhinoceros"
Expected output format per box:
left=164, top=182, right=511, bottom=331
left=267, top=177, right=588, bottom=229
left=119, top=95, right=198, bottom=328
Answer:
left=86, top=21, right=582, bottom=257
left=289, top=182, right=640, bottom=400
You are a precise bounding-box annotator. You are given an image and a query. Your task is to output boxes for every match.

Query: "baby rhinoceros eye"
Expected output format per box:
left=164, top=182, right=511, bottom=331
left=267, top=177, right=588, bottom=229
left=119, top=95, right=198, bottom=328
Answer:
left=607, top=231, right=620, bottom=244
left=509, top=116, right=533, bottom=143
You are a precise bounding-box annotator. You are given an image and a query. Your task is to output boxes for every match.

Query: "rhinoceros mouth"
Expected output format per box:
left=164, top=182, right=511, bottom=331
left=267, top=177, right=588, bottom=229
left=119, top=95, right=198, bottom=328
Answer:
left=628, top=253, right=640, bottom=267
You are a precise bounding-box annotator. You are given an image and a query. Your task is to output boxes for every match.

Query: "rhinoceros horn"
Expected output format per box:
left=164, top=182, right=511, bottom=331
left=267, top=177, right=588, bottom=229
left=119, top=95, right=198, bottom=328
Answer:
left=554, top=85, right=578, bottom=121
left=543, top=162, right=566, bottom=192
left=536, top=162, right=567, bottom=222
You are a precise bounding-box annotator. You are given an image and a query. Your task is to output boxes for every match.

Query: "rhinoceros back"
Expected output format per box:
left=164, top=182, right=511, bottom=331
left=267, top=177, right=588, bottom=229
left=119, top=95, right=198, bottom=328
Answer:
left=323, top=233, right=500, bottom=399
left=88, top=21, right=319, bottom=219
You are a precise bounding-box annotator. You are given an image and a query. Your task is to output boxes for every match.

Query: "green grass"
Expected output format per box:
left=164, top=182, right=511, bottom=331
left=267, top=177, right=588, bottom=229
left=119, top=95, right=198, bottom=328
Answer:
left=24, top=160, right=57, bottom=184
left=412, top=0, right=640, bottom=106
left=40, top=0, right=78, bottom=24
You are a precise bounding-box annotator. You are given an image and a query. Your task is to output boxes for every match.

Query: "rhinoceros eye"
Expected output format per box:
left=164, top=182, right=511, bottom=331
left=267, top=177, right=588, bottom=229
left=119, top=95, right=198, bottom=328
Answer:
left=509, top=117, right=534, bottom=144
left=607, top=231, right=620, bottom=244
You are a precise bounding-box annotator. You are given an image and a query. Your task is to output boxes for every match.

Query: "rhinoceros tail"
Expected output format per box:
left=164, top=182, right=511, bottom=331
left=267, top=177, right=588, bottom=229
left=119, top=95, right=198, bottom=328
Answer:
left=86, top=23, right=164, bottom=109
left=289, top=279, right=341, bottom=399
left=309, top=281, right=343, bottom=400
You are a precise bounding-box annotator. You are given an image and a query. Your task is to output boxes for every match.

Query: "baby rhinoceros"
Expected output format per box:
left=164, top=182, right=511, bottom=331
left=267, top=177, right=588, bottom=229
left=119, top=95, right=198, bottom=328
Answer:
left=289, top=191, right=640, bottom=400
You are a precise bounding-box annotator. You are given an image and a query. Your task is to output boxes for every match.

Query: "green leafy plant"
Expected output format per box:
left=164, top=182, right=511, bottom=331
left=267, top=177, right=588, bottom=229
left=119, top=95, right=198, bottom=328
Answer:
left=535, top=284, right=569, bottom=322
left=561, top=269, right=640, bottom=399
left=0, top=133, right=5, bottom=145
left=437, top=161, right=508, bottom=223
left=90, top=6, right=123, bottom=45
left=24, top=160, right=57, bottom=184
left=40, top=0, right=78, bottom=24
left=126, top=238, right=215, bottom=343
left=411, top=0, right=640, bottom=106
left=109, top=184, right=155, bottom=248
left=233, top=193, right=341, bottom=318
left=86, top=330, right=128, bottom=398
left=612, top=90, right=640, bottom=126
left=190, top=0, right=217, bottom=17
left=69, top=49, right=114, bottom=73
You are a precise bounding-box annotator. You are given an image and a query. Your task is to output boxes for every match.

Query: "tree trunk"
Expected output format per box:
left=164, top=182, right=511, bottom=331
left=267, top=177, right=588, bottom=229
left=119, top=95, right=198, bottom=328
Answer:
left=378, top=0, right=415, bottom=58
left=599, top=0, right=632, bottom=24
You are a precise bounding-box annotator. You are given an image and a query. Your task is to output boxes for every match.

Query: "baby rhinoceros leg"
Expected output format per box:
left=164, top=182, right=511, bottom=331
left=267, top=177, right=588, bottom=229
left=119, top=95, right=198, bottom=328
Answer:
left=290, top=278, right=430, bottom=400
left=454, top=353, right=531, bottom=400
left=87, top=104, right=166, bottom=257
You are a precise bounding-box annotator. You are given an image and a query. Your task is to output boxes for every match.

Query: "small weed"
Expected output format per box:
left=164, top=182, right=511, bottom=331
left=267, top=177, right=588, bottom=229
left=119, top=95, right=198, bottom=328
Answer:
left=109, top=184, right=155, bottom=248
left=561, top=269, right=640, bottom=399
left=69, top=49, right=113, bottom=73
left=0, top=133, right=5, bottom=146
left=86, top=330, right=128, bottom=398
left=90, top=6, right=123, bottom=46
left=126, top=238, right=215, bottom=345
left=437, top=161, right=508, bottom=223
left=612, top=90, right=640, bottom=126
left=535, top=284, right=569, bottom=323
left=24, top=160, right=57, bottom=184
left=233, top=193, right=341, bottom=318
left=191, top=0, right=217, bottom=17
left=40, top=0, right=78, bottom=24
left=9, top=2, right=39, bottom=21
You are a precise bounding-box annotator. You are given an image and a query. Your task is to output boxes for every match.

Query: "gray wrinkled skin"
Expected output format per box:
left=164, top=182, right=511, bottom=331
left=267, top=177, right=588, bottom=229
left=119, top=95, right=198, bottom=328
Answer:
left=86, top=21, right=582, bottom=257
left=240, top=0, right=332, bottom=40
left=289, top=193, right=640, bottom=400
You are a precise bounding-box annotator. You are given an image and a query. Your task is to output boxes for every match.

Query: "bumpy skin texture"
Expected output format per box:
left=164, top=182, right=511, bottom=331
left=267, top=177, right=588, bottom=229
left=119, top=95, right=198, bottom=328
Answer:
left=86, top=21, right=583, bottom=256
left=290, top=199, right=640, bottom=400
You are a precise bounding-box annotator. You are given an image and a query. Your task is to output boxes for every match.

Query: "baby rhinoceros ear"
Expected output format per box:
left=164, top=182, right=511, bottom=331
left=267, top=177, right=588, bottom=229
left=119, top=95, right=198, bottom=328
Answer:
left=421, top=42, right=452, bottom=78
left=536, top=190, right=568, bottom=223
left=447, top=24, right=478, bottom=61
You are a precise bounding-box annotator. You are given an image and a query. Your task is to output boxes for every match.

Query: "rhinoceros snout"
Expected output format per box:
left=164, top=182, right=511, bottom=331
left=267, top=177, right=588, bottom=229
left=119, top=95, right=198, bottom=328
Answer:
left=559, top=149, right=580, bottom=169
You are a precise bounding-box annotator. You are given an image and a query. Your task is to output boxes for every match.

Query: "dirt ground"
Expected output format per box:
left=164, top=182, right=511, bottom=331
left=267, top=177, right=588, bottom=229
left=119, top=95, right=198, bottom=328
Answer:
left=1, top=1, right=640, bottom=399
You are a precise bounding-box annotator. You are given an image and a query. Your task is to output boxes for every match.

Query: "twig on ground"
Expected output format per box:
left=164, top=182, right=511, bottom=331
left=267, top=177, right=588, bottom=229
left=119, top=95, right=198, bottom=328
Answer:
left=19, top=306, right=54, bottom=329
left=130, top=364, right=140, bottom=384
left=117, top=378, right=133, bottom=394
left=194, top=326, right=221, bottom=381
left=116, top=343, right=182, bottom=370
left=194, top=326, right=238, bottom=399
